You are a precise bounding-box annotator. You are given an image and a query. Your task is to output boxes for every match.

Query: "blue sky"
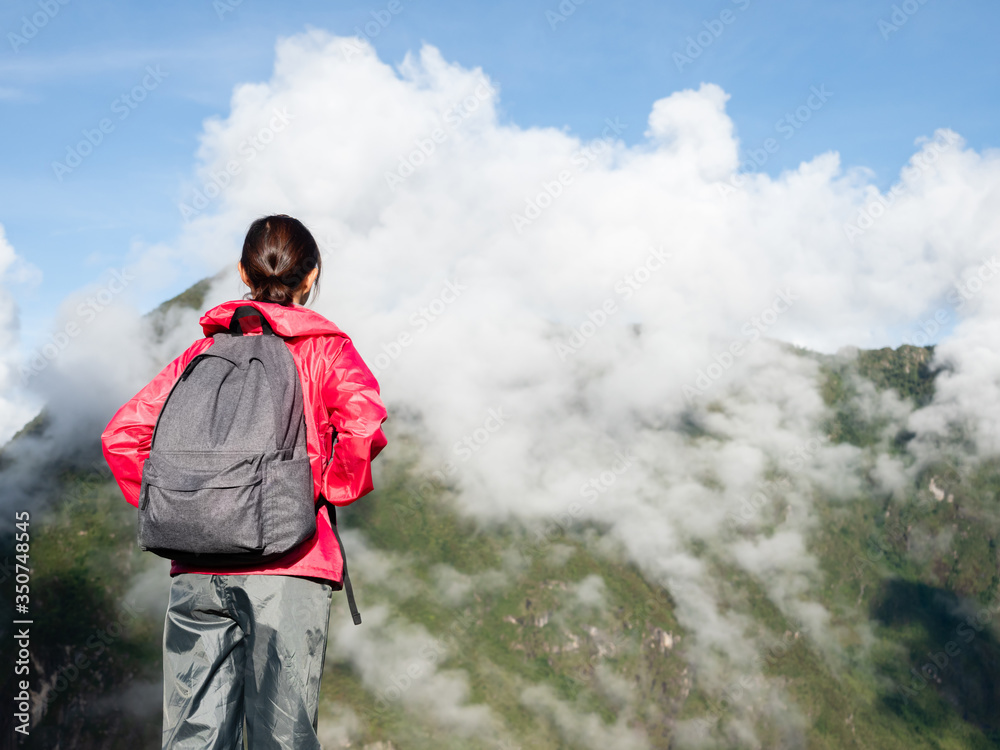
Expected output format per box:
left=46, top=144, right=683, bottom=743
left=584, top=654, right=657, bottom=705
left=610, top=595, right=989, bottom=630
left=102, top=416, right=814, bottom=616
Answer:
left=3, top=0, right=999, bottom=349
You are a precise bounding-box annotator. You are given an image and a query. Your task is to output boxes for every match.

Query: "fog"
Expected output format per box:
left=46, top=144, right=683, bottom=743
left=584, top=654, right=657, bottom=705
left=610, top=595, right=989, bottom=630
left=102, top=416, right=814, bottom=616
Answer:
left=6, top=28, right=1000, bottom=745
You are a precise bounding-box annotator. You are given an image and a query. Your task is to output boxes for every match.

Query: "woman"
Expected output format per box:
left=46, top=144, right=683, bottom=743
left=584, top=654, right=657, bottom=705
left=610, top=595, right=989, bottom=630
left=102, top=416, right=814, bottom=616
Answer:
left=101, top=214, right=388, bottom=749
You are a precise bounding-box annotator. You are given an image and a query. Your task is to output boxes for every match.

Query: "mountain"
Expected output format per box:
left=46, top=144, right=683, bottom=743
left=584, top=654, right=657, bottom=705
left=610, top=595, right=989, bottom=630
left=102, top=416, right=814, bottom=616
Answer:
left=1, top=280, right=998, bottom=750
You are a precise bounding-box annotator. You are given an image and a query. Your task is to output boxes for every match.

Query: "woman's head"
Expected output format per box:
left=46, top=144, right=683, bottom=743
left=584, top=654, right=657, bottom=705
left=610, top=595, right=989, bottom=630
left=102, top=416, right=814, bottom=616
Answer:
left=238, top=214, right=322, bottom=306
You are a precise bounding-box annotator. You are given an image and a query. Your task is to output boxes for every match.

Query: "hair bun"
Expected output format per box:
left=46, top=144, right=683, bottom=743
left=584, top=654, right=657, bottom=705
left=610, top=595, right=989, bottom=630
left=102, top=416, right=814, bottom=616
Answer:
left=240, top=215, right=322, bottom=306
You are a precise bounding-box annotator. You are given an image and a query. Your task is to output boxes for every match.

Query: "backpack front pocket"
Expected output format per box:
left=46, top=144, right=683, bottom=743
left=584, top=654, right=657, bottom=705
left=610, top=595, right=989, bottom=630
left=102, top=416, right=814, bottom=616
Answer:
left=262, top=454, right=317, bottom=553
left=138, top=452, right=265, bottom=556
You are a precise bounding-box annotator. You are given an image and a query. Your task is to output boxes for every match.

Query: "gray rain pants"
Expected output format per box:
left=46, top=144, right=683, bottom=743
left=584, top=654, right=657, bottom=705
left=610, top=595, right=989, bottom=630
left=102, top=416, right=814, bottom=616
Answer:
left=161, top=573, right=334, bottom=749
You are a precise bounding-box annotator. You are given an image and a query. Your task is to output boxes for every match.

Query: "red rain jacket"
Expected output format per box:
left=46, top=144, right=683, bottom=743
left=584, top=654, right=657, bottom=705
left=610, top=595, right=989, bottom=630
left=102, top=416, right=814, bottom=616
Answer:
left=101, top=300, right=388, bottom=584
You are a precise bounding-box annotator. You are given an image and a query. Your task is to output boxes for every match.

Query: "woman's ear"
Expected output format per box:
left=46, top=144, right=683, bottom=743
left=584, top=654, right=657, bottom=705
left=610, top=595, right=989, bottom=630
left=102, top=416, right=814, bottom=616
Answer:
left=294, top=266, right=320, bottom=305
left=303, top=266, right=319, bottom=292
left=237, top=261, right=250, bottom=287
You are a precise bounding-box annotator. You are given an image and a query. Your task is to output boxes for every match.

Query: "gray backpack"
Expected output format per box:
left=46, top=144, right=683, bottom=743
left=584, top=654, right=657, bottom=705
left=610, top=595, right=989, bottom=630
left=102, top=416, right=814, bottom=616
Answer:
left=137, top=306, right=316, bottom=566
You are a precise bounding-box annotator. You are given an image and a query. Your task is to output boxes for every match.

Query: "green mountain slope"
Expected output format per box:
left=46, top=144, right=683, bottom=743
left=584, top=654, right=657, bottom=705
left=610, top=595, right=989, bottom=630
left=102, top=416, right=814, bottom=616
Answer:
left=2, top=286, right=998, bottom=749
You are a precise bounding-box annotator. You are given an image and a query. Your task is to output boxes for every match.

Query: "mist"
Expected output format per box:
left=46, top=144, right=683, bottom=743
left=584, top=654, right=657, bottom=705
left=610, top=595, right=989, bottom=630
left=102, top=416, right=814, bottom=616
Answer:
left=7, top=27, right=1000, bottom=746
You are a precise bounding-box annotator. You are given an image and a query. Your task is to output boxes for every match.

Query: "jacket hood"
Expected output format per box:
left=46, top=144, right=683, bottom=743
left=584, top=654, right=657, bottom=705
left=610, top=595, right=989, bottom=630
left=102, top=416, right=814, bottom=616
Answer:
left=201, top=300, right=349, bottom=339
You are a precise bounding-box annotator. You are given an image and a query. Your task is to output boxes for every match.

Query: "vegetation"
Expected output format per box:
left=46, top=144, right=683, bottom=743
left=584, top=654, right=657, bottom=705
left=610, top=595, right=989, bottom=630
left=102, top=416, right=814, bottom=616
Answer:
left=3, top=300, right=999, bottom=748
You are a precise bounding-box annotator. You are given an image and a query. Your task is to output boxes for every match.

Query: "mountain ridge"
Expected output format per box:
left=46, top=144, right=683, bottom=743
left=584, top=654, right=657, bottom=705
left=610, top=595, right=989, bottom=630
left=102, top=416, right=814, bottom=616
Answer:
left=1, top=277, right=997, bottom=749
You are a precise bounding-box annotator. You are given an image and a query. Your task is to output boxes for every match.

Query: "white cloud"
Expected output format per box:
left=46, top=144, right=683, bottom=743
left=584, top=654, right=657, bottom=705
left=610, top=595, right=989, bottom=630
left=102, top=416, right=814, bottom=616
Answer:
left=164, top=30, right=1000, bottom=738
left=327, top=604, right=498, bottom=738
left=520, top=683, right=651, bottom=750
left=0, top=224, right=42, bottom=446
left=14, top=27, right=1000, bottom=741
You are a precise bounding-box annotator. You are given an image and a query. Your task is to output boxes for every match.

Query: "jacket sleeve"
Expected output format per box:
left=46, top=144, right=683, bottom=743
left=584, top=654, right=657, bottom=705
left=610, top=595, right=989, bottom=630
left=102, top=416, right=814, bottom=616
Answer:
left=320, top=337, right=388, bottom=506
left=101, top=338, right=215, bottom=508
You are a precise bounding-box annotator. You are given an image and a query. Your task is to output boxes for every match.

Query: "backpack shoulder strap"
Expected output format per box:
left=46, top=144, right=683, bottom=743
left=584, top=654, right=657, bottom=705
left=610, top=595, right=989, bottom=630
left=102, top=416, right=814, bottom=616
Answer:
left=322, top=498, right=362, bottom=625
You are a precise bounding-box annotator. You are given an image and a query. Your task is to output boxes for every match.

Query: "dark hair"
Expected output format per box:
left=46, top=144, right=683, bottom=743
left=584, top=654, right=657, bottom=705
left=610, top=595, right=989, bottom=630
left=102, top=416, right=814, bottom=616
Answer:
left=240, top=214, right=322, bottom=306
